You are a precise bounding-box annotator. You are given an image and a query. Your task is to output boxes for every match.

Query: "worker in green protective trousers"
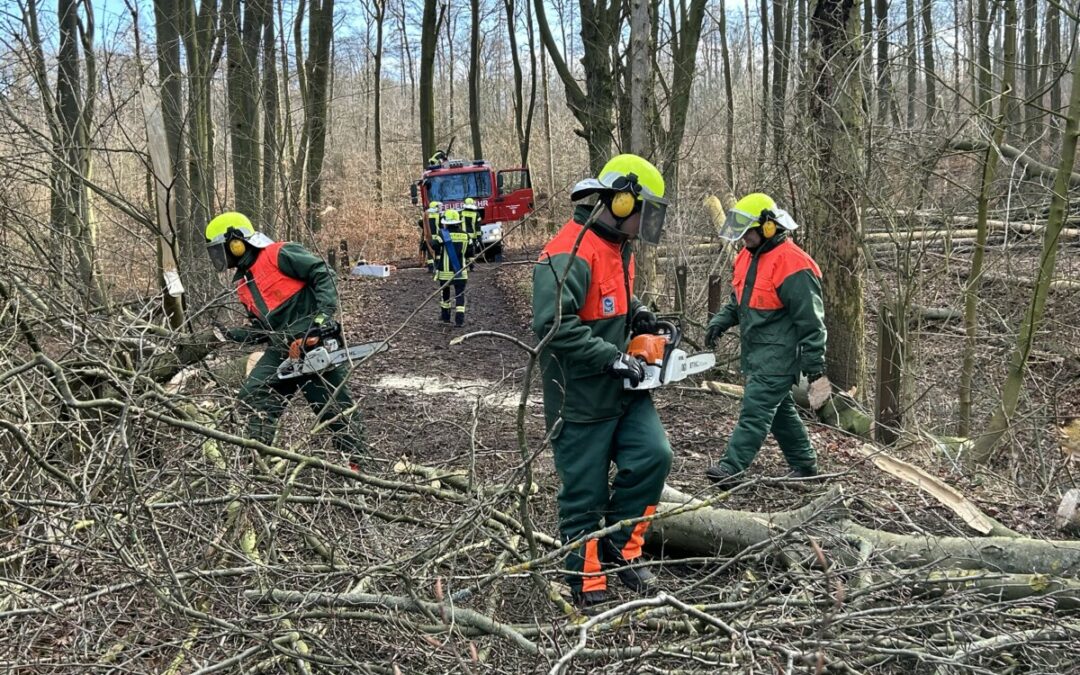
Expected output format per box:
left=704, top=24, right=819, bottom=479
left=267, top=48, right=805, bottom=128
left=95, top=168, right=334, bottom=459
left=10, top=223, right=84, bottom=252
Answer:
left=703, top=193, right=831, bottom=487
left=533, top=154, right=674, bottom=610
left=205, top=211, right=366, bottom=466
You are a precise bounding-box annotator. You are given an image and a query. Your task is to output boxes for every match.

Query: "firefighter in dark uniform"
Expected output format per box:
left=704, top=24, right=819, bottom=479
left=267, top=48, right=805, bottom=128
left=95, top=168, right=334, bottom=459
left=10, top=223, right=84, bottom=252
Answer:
left=205, top=212, right=365, bottom=464
left=532, top=154, right=674, bottom=609
left=461, top=197, right=482, bottom=265
left=421, top=201, right=441, bottom=273
left=433, top=208, right=470, bottom=326
left=703, top=193, right=830, bottom=486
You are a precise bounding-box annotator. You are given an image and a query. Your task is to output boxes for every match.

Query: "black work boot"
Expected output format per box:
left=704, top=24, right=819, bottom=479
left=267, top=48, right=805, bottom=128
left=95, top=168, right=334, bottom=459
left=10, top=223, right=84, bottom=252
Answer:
left=787, top=466, right=820, bottom=479
left=455, top=312, right=465, bottom=327
left=602, top=539, right=658, bottom=595
left=440, top=308, right=451, bottom=322
left=570, top=587, right=607, bottom=610
left=706, top=464, right=743, bottom=488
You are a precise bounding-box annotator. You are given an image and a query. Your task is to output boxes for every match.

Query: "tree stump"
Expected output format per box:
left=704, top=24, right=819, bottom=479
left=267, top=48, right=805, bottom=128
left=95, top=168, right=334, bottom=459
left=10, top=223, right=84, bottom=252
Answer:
left=1056, top=489, right=1080, bottom=535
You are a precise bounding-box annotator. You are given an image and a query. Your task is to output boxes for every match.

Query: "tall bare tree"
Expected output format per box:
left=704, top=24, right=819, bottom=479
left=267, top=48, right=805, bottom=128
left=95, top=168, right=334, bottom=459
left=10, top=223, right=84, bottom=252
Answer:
left=959, top=0, right=1017, bottom=437
left=469, top=0, right=483, bottom=160
left=370, top=0, right=387, bottom=202
left=420, top=0, right=440, bottom=162
left=224, top=0, right=268, bottom=222
left=920, top=0, right=937, bottom=122
left=302, top=0, right=335, bottom=231
left=972, top=33, right=1080, bottom=461
left=504, top=0, right=537, bottom=166
left=21, top=0, right=105, bottom=307
left=534, top=0, right=620, bottom=172
left=804, top=0, right=867, bottom=392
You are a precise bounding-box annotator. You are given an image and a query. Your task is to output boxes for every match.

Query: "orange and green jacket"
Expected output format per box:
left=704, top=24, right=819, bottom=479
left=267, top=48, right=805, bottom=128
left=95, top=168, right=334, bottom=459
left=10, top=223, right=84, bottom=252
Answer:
left=707, top=233, right=826, bottom=378
left=532, top=206, right=644, bottom=427
left=230, top=242, right=338, bottom=347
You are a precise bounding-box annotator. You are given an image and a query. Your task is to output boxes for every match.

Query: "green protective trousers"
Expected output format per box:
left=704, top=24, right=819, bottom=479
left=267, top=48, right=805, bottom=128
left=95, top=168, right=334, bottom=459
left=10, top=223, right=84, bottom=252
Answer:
left=551, top=394, right=673, bottom=593
left=719, top=373, right=816, bottom=474
left=237, top=349, right=366, bottom=457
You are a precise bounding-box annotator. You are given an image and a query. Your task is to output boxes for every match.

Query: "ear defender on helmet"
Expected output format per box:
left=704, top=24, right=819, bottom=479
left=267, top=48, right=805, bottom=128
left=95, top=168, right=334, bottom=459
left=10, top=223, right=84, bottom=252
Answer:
left=610, top=191, right=636, bottom=218
left=608, top=172, right=641, bottom=218
left=228, top=238, right=247, bottom=257
left=759, top=210, right=777, bottom=238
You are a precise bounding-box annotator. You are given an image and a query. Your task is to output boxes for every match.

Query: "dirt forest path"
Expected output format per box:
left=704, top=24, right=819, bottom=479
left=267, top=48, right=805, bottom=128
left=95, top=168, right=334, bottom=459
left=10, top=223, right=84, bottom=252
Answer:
left=331, top=256, right=1059, bottom=546
left=336, top=260, right=550, bottom=490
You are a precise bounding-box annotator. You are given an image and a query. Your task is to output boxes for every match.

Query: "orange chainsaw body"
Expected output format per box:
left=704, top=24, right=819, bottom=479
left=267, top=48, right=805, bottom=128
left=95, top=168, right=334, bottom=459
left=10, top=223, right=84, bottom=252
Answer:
left=628, top=333, right=670, bottom=366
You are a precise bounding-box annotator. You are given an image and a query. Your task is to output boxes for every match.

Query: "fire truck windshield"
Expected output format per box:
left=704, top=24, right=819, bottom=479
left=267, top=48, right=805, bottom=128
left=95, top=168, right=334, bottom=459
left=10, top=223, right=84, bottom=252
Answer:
left=425, top=170, right=492, bottom=202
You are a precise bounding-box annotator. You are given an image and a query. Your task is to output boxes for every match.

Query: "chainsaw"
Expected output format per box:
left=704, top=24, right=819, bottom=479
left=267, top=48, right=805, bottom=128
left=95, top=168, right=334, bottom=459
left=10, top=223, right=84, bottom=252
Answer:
left=276, top=322, right=389, bottom=380
left=624, top=319, right=715, bottom=390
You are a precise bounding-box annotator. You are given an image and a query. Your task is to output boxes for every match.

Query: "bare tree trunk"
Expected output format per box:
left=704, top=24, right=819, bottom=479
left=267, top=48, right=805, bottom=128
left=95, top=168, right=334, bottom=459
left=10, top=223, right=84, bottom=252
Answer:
left=921, top=0, right=938, bottom=122
left=153, top=0, right=191, bottom=265
left=504, top=0, right=527, bottom=165
left=303, top=0, right=335, bottom=232
left=759, top=0, right=770, bottom=159
left=875, top=0, right=897, bottom=125
left=45, top=0, right=104, bottom=308
left=180, top=0, right=221, bottom=248
left=420, top=0, right=439, bottom=162
left=771, top=0, right=791, bottom=161
left=805, top=0, right=867, bottom=394
left=970, top=18, right=1080, bottom=463
left=534, top=0, right=619, bottom=172
left=521, top=0, right=538, bottom=167
left=629, top=0, right=650, bottom=155
left=372, top=0, right=386, bottom=204
left=540, top=47, right=555, bottom=217
left=469, top=0, right=483, bottom=160
left=718, top=0, right=736, bottom=190
left=224, top=0, right=267, bottom=223
left=262, top=4, right=279, bottom=236
left=905, top=0, right=917, bottom=127
left=1044, top=0, right=1061, bottom=147
left=1021, top=0, right=1037, bottom=142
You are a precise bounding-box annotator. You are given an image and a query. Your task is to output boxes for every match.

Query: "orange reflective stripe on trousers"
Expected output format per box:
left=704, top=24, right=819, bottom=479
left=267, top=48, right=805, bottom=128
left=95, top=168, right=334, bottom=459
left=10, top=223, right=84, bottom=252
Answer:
left=620, top=504, right=657, bottom=561
left=582, top=538, right=607, bottom=592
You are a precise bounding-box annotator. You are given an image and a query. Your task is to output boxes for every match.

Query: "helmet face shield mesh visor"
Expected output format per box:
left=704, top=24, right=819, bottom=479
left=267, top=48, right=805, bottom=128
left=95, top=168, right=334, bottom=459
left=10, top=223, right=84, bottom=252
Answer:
left=206, top=238, right=228, bottom=272
left=719, top=209, right=758, bottom=241
left=638, top=198, right=669, bottom=245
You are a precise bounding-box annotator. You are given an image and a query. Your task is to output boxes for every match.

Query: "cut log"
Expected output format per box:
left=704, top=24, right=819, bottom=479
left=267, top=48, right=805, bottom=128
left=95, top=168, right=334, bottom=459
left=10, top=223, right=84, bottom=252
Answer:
left=855, top=444, right=1019, bottom=537
left=648, top=487, right=1080, bottom=578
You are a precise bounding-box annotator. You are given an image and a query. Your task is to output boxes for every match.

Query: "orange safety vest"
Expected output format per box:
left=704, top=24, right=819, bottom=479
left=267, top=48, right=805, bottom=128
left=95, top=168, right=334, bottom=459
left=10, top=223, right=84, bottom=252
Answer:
left=731, top=238, right=820, bottom=310
left=540, top=221, right=635, bottom=323
left=236, top=242, right=306, bottom=319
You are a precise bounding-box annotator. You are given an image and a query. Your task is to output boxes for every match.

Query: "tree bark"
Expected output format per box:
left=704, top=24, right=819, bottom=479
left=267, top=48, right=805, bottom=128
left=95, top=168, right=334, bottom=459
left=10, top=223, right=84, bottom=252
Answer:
left=303, top=0, right=335, bottom=232
left=963, top=1, right=1010, bottom=436
left=904, top=0, right=917, bottom=127
left=804, top=0, right=867, bottom=394
left=972, top=38, right=1080, bottom=463
left=533, top=0, right=618, bottom=172
left=717, top=0, right=736, bottom=190
left=372, top=0, right=386, bottom=203
left=920, top=0, right=938, bottom=122
left=759, top=0, right=770, bottom=158
left=262, top=3, right=279, bottom=236
left=649, top=486, right=1080, bottom=579
left=153, top=0, right=191, bottom=264
left=1021, top=0, right=1038, bottom=142
left=420, top=0, right=439, bottom=162
left=225, top=0, right=267, bottom=223
left=469, top=0, right=483, bottom=160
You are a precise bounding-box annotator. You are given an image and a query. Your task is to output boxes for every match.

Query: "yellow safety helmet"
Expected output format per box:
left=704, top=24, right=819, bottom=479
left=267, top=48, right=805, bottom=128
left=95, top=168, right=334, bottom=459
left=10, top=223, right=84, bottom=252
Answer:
left=204, top=212, right=274, bottom=271
left=569, top=154, right=670, bottom=244
left=718, top=193, right=799, bottom=241
left=441, top=209, right=462, bottom=225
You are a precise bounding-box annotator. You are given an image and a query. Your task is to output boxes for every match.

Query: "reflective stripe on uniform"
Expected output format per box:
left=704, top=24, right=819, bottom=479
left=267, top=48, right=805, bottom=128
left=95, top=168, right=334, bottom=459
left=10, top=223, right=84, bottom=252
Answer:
left=581, top=538, right=607, bottom=592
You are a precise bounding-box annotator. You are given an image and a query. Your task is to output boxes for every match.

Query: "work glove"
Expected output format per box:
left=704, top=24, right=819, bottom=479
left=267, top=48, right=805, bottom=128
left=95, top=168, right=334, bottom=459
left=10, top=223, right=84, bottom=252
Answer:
left=630, top=306, right=659, bottom=336
left=606, top=352, right=646, bottom=388
left=807, top=373, right=832, bottom=410
left=704, top=322, right=725, bottom=349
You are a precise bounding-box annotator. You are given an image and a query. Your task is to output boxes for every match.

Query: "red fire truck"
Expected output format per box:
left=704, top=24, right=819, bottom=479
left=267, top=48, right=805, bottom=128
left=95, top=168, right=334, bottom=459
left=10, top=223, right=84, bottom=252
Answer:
left=410, top=158, right=533, bottom=261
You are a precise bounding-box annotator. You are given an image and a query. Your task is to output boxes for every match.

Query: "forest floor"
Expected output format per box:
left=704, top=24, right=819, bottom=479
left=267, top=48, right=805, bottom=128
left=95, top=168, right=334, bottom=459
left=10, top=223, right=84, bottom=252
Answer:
left=329, top=247, right=1065, bottom=551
